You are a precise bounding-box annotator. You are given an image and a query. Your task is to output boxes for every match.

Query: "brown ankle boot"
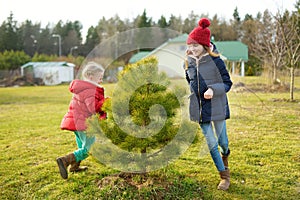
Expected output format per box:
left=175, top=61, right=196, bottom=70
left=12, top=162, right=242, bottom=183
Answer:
left=218, top=169, right=230, bottom=190
left=69, top=161, right=88, bottom=172
left=221, top=149, right=230, bottom=168
left=56, top=153, right=76, bottom=179
left=222, top=155, right=229, bottom=168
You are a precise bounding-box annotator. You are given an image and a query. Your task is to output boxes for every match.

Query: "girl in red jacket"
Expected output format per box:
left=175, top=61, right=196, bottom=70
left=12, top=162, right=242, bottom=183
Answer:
left=57, top=61, right=107, bottom=179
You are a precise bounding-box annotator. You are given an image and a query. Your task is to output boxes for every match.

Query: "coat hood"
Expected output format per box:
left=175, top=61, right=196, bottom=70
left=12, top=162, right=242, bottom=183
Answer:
left=69, top=79, right=101, bottom=94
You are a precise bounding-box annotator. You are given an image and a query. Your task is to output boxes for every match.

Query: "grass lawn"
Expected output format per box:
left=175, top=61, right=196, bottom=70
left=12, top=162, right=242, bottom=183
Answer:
left=0, top=76, right=299, bottom=199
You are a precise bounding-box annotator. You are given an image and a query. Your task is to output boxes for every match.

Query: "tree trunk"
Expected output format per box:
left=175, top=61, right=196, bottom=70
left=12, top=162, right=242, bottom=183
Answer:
left=273, top=66, right=277, bottom=83
left=290, top=67, right=295, bottom=101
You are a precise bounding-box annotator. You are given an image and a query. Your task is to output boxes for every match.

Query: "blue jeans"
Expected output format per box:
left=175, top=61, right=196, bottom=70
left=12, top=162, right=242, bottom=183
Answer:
left=73, top=131, right=95, bottom=162
left=200, top=120, right=229, bottom=172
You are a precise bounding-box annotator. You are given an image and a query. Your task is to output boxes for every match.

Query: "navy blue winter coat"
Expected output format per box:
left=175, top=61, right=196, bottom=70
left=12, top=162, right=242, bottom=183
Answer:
left=185, top=47, right=232, bottom=123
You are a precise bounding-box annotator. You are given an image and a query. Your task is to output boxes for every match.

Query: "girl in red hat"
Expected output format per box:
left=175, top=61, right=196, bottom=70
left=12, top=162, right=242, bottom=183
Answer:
left=185, top=18, right=232, bottom=190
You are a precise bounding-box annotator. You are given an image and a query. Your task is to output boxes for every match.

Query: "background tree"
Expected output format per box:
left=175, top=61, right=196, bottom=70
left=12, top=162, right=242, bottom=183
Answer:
left=137, top=9, right=152, bottom=28
left=0, top=13, right=22, bottom=52
left=157, top=15, right=168, bottom=28
left=136, top=9, right=153, bottom=50
left=168, top=14, right=183, bottom=33
left=52, top=20, right=82, bottom=56
left=210, top=15, right=237, bottom=41
left=19, top=20, right=41, bottom=57
left=242, top=10, right=276, bottom=77
left=230, top=7, right=242, bottom=40
left=83, top=26, right=100, bottom=55
left=259, top=10, right=285, bottom=82
left=37, top=25, right=55, bottom=55
left=0, top=50, right=30, bottom=74
left=63, top=21, right=82, bottom=56
left=276, top=8, right=300, bottom=101
left=182, top=11, right=199, bottom=33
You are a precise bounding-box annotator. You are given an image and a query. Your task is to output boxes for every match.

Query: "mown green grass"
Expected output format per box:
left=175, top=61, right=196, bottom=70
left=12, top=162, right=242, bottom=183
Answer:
left=0, top=76, right=299, bottom=199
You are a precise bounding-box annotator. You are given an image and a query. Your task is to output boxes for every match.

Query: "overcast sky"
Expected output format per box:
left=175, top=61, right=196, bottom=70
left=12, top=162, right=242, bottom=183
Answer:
left=0, top=0, right=296, bottom=36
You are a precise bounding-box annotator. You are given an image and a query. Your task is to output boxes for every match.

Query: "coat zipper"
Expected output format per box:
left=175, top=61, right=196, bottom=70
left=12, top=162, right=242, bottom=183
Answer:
left=196, top=60, right=202, bottom=122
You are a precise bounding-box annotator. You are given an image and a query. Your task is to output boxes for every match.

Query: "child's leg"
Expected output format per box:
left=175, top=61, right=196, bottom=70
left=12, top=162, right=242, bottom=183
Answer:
left=213, top=120, right=230, bottom=190
left=74, top=131, right=83, bottom=149
left=73, top=131, right=95, bottom=162
left=200, top=122, right=225, bottom=172
left=214, top=120, right=229, bottom=156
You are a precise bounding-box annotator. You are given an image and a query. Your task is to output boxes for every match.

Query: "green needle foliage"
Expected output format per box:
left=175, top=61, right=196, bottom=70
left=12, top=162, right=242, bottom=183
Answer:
left=87, top=56, right=198, bottom=172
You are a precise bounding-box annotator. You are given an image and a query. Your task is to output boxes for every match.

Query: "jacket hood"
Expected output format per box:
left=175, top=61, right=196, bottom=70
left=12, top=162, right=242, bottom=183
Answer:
left=69, top=79, right=100, bottom=94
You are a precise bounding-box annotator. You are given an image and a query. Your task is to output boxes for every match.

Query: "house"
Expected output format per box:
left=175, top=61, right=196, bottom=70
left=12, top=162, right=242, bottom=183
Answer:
left=21, top=62, right=75, bottom=85
left=129, top=34, right=248, bottom=77
left=213, top=40, right=248, bottom=76
left=129, top=34, right=191, bottom=78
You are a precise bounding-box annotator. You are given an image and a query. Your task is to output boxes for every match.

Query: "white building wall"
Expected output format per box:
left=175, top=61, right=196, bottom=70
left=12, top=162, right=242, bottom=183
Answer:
left=33, top=66, right=74, bottom=85
left=151, top=43, right=187, bottom=78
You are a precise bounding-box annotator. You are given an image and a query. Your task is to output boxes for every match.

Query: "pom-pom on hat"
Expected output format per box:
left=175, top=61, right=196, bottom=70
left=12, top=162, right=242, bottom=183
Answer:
left=187, top=18, right=211, bottom=47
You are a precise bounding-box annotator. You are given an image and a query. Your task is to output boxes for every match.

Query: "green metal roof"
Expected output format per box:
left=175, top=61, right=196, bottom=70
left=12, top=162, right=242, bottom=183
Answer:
left=21, top=61, right=75, bottom=68
left=168, top=34, right=189, bottom=43
left=168, top=34, right=248, bottom=61
left=214, top=41, right=248, bottom=61
left=128, top=51, right=151, bottom=63
left=129, top=34, right=248, bottom=63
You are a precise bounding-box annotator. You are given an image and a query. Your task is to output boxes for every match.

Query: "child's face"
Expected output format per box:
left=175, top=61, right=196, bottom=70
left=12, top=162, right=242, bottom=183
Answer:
left=89, top=72, right=103, bottom=84
left=187, top=43, right=205, bottom=57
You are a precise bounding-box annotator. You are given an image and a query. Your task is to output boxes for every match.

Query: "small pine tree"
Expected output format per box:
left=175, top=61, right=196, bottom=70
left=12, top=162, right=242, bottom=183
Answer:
left=87, top=56, right=198, bottom=173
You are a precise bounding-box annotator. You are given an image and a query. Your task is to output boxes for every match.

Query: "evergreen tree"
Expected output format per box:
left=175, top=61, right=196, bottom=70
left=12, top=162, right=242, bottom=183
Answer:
left=231, top=7, right=242, bottom=40
left=87, top=56, right=198, bottom=173
left=136, top=10, right=153, bottom=50
left=137, top=9, right=152, bottom=28
left=19, top=20, right=41, bottom=56
left=0, top=13, right=22, bottom=52
left=168, top=14, right=183, bottom=33
left=182, top=11, right=199, bottom=34
left=83, top=26, right=100, bottom=55
left=157, top=16, right=168, bottom=28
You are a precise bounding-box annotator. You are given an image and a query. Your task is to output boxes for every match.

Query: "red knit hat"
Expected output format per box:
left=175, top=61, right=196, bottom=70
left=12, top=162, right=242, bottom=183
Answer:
left=187, top=18, right=211, bottom=47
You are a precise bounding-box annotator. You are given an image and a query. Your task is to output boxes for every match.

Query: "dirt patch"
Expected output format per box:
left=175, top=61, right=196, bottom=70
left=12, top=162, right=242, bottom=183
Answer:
left=232, top=81, right=293, bottom=93
left=0, top=76, right=44, bottom=87
left=95, top=172, right=203, bottom=199
left=96, top=172, right=169, bottom=191
left=270, top=98, right=299, bottom=103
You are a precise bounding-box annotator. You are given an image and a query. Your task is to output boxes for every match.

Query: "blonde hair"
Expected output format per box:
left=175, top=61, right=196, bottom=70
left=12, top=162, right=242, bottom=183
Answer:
left=184, top=45, right=220, bottom=70
left=204, top=45, right=220, bottom=57
left=82, top=61, right=104, bottom=81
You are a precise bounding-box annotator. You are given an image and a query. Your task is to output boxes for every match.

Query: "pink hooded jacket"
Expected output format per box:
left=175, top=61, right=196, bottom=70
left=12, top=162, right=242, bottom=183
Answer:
left=60, top=79, right=106, bottom=131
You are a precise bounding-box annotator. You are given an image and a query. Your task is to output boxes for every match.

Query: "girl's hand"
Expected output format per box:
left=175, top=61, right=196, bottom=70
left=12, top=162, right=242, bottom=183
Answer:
left=204, top=88, right=213, bottom=99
